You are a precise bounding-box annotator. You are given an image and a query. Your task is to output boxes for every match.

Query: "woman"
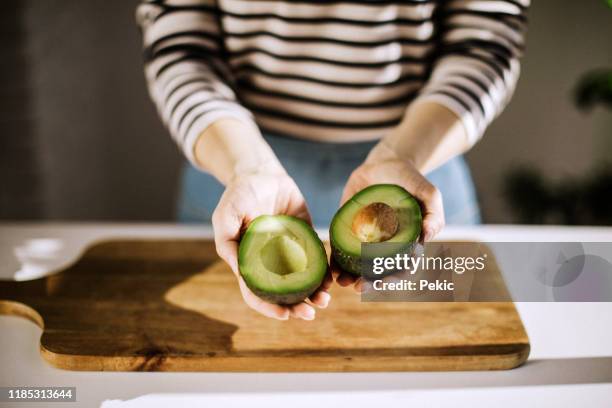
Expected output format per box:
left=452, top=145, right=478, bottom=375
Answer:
left=136, top=0, right=528, bottom=320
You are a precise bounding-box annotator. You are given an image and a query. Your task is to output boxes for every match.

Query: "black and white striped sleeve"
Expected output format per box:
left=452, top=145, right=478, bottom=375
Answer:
left=414, top=0, right=529, bottom=145
left=136, top=0, right=257, bottom=165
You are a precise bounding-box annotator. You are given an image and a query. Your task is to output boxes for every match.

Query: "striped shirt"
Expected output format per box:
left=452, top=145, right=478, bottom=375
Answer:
left=136, top=0, right=529, bottom=165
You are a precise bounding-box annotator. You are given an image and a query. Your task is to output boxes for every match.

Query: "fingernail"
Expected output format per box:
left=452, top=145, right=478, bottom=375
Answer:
left=302, top=309, right=315, bottom=320
left=319, top=292, right=331, bottom=307
left=355, top=280, right=364, bottom=293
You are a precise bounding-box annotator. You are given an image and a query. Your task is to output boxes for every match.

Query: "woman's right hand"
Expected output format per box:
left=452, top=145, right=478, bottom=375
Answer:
left=211, top=166, right=333, bottom=321
left=193, top=118, right=331, bottom=320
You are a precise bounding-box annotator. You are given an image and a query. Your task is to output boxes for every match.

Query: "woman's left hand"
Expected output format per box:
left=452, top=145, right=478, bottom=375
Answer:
left=335, top=142, right=445, bottom=291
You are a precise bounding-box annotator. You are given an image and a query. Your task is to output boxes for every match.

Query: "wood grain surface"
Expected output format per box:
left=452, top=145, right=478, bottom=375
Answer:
left=0, top=239, right=529, bottom=372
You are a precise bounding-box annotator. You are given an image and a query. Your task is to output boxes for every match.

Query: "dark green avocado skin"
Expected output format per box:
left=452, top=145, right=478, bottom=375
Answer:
left=331, top=244, right=361, bottom=276
left=246, top=285, right=320, bottom=306
left=331, top=242, right=419, bottom=279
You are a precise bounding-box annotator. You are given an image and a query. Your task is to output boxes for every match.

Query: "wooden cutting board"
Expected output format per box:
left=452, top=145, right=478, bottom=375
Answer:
left=0, top=239, right=529, bottom=372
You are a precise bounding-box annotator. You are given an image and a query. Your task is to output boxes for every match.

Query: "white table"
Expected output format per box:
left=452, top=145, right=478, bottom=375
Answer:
left=1, top=223, right=611, bottom=407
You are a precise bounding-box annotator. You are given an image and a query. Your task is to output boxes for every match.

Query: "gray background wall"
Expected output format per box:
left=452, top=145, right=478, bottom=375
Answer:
left=5, top=0, right=612, bottom=222
left=466, top=0, right=612, bottom=223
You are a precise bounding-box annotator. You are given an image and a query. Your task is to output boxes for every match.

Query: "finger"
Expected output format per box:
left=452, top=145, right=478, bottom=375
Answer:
left=285, top=184, right=314, bottom=226
left=309, top=290, right=331, bottom=308
left=215, top=240, right=239, bottom=275
left=307, top=271, right=332, bottom=308
left=212, top=204, right=243, bottom=275
left=340, top=165, right=372, bottom=206
left=360, top=279, right=374, bottom=294
left=329, top=258, right=342, bottom=281
left=339, top=187, right=353, bottom=207
left=353, top=278, right=364, bottom=293
left=290, top=302, right=316, bottom=320
left=422, top=210, right=444, bottom=242
left=400, top=174, right=445, bottom=242
left=339, top=175, right=361, bottom=206
left=420, top=186, right=445, bottom=242
left=336, top=272, right=358, bottom=287
left=291, top=201, right=313, bottom=226
left=319, top=270, right=334, bottom=291
left=237, top=278, right=290, bottom=320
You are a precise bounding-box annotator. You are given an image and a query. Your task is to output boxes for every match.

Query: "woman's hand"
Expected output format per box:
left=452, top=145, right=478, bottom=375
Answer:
left=212, top=166, right=332, bottom=320
left=335, top=101, right=469, bottom=291
left=193, top=119, right=332, bottom=320
left=335, top=142, right=445, bottom=291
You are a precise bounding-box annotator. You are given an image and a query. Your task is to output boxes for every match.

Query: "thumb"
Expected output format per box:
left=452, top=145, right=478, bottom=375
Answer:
left=292, top=202, right=313, bottom=226
left=286, top=186, right=314, bottom=226
left=215, top=239, right=239, bottom=275
left=340, top=173, right=363, bottom=206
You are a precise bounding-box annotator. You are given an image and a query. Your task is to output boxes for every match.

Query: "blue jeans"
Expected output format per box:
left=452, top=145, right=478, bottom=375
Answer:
left=177, top=133, right=481, bottom=226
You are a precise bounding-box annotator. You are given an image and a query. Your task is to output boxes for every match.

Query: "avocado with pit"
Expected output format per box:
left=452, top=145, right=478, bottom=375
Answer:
left=238, top=215, right=327, bottom=305
left=330, top=184, right=422, bottom=276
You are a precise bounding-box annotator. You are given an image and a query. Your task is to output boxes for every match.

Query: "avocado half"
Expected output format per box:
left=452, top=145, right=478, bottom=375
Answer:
left=330, top=184, right=422, bottom=276
left=238, top=215, right=327, bottom=305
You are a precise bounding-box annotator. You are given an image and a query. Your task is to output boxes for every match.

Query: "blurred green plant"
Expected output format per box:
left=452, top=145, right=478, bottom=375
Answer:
left=504, top=166, right=612, bottom=225
left=504, top=168, right=552, bottom=224
left=504, top=0, right=612, bottom=225
left=574, top=69, right=612, bottom=111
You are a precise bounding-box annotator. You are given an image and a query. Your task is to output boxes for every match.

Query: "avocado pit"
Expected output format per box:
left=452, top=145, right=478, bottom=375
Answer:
left=351, top=202, right=399, bottom=243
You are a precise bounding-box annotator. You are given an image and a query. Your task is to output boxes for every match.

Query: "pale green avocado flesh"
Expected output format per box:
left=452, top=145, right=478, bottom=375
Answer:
left=238, top=215, right=327, bottom=305
left=330, top=184, right=422, bottom=276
